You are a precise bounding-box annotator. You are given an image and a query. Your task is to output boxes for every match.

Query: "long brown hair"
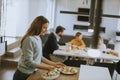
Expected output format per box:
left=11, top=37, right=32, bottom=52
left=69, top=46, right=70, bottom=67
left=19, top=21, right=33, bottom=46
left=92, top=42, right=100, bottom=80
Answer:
left=21, top=16, right=49, bottom=48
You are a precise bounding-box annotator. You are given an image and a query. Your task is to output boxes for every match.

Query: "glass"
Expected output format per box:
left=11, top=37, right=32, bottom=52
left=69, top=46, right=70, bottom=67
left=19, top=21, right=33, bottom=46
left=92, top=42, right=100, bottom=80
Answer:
left=65, top=43, right=71, bottom=52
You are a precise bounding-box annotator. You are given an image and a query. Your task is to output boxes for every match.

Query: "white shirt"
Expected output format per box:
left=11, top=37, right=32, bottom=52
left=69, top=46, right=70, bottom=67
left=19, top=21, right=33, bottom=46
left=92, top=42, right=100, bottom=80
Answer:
left=53, top=32, right=60, bottom=42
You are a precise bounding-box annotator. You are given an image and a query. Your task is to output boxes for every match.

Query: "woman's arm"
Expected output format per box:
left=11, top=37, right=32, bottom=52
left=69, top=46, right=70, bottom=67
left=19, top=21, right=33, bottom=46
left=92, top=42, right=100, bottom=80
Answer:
left=42, top=57, right=56, bottom=66
left=36, top=57, right=65, bottom=71
left=42, top=57, right=65, bottom=68
left=37, top=64, right=54, bottom=71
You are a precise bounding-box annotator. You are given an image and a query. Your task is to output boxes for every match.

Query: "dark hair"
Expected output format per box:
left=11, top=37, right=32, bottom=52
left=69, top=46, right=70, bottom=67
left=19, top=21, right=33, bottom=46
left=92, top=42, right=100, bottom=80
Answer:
left=55, top=25, right=65, bottom=33
left=21, top=16, right=49, bottom=48
left=75, top=32, right=82, bottom=37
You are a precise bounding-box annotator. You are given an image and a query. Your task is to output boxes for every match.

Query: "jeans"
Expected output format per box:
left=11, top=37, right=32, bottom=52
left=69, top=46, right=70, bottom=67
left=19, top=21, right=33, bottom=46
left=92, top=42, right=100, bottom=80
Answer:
left=13, top=69, right=30, bottom=80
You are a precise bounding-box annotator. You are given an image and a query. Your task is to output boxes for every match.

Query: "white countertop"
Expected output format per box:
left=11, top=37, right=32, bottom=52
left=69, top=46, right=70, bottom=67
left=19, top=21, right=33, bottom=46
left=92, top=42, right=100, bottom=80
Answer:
left=79, top=65, right=111, bottom=80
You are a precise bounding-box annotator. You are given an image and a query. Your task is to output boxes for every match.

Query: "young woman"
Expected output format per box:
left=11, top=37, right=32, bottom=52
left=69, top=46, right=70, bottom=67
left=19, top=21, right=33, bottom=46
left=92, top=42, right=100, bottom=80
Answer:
left=13, top=16, right=65, bottom=80
left=97, top=36, right=106, bottom=51
left=98, top=36, right=118, bottom=56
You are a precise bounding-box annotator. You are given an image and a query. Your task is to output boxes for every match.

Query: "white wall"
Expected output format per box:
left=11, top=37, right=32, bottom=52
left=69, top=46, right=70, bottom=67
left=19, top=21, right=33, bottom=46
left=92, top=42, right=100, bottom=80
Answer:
left=16, top=0, right=29, bottom=36
left=29, top=0, right=48, bottom=24
left=29, top=0, right=55, bottom=30
left=101, top=0, right=120, bottom=41
left=0, top=0, right=1, bottom=26
left=0, top=0, right=1, bottom=13
left=5, top=0, right=29, bottom=36
left=55, top=0, right=120, bottom=41
left=5, top=0, right=54, bottom=36
left=117, top=0, right=120, bottom=31
left=3, top=0, right=120, bottom=39
left=0, top=0, right=7, bottom=37
left=55, top=0, right=91, bottom=36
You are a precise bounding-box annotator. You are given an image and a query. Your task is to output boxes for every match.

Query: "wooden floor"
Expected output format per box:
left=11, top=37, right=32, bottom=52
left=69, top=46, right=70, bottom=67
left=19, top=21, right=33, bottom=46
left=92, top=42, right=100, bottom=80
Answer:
left=0, top=64, right=16, bottom=80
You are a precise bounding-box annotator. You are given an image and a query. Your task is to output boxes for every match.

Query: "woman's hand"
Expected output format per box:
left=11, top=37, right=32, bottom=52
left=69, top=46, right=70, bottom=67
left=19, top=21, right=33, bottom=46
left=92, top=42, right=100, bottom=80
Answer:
left=53, top=62, right=66, bottom=68
left=47, top=66, right=55, bottom=71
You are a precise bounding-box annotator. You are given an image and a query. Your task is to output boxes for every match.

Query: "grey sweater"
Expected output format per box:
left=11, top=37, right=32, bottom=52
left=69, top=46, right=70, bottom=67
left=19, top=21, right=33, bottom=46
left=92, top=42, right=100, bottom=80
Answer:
left=18, top=36, right=44, bottom=74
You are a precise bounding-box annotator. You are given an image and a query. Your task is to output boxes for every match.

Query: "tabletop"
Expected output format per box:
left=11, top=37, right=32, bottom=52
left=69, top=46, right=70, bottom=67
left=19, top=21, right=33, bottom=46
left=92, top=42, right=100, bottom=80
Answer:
left=53, top=46, right=120, bottom=61
left=79, top=65, right=111, bottom=80
left=27, top=67, right=80, bottom=80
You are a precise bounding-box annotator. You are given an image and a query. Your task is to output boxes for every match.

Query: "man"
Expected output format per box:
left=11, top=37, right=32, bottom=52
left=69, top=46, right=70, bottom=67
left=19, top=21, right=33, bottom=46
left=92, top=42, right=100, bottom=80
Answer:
left=43, top=25, right=66, bottom=62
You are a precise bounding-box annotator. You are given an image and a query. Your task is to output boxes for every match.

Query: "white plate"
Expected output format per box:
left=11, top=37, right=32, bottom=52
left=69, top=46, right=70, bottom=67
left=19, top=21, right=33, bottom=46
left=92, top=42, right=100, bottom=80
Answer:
left=61, top=67, right=78, bottom=74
